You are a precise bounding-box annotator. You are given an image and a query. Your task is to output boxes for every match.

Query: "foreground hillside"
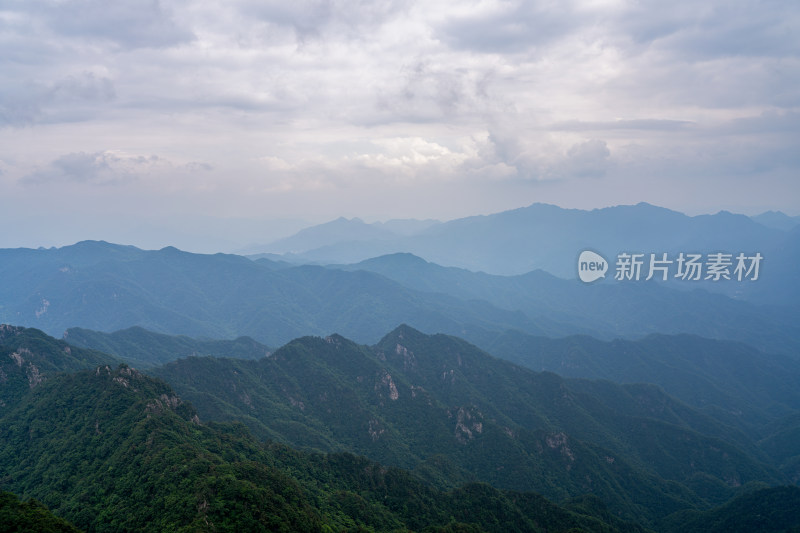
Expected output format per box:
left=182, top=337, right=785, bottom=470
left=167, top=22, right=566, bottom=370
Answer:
left=0, top=491, right=81, bottom=532
left=2, top=324, right=799, bottom=531
left=0, top=345, right=643, bottom=531
left=150, top=325, right=792, bottom=527
left=0, top=324, right=119, bottom=416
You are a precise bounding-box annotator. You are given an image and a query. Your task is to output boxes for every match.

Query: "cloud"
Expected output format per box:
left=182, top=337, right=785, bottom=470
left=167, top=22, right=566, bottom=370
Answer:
left=437, top=1, right=584, bottom=54
left=726, top=110, right=800, bottom=135
left=1, top=0, right=799, bottom=225
left=240, top=0, right=409, bottom=43
left=560, top=139, right=611, bottom=178
left=22, top=151, right=137, bottom=185
left=480, top=132, right=613, bottom=181
left=551, top=119, right=695, bottom=132
left=20, top=151, right=211, bottom=186
left=50, top=72, right=116, bottom=103
left=25, top=0, right=195, bottom=49
left=629, top=0, right=800, bottom=60
left=0, top=71, right=116, bottom=127
left=370, top=60, right=499, bottom=124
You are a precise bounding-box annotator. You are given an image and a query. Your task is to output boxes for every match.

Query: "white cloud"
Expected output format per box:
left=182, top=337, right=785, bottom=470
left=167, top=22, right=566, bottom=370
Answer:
left=0, top=0, right=798, bottom=238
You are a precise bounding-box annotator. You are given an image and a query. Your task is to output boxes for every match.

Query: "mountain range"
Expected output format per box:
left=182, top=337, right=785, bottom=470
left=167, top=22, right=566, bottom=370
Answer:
left=751, top=211, right=800, bottom=232
left=2, top=201, right=798, bottom=531
left=249, top=203, right=793, bottom=282
left=1, top=237, right=797, bottom=356
left=5, top=325, right=642, bottom=532
left=69, top=322, right=800, bottom=487
left=2, top=324, right=800, bottom=532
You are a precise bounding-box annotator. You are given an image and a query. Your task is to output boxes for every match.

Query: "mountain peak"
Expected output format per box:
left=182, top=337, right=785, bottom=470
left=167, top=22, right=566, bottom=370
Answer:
left=357, top=252, right=429, bottom=268
left=380, top=323, right=426, bottom=344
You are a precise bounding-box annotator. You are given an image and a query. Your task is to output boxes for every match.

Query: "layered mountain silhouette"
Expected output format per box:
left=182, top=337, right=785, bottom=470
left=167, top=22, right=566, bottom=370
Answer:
left=2, top=201, right=798, bottom=531
left=250, top=203, right=786, bottom=276
left=1, top=239, right=797, bottom=355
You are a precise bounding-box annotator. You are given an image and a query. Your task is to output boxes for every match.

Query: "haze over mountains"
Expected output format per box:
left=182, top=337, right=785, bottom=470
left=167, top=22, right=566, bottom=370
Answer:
left=247, top=203, right=796, bottom=280
left=1, top=238, right=798, bottom=357
left=2, top=201, right=799, bottom=531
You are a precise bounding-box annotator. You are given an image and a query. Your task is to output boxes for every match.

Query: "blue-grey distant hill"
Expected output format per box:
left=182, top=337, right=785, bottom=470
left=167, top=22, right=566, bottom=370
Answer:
left=241, top=216, right=440, bottom=256
left=252, top=203, right=799, bottom=308
left=333, top=252, right=800, bottom=355
left=0, top=239, right=798, bottom=355
left=0, top=241, right=571, bottom=347
left=751, top=210, right=800, bottom=231
left=252, top=203, right=786, bottom=279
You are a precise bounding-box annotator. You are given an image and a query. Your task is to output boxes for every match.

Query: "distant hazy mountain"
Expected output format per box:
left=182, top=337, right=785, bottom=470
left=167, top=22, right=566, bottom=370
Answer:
left=335, top=252, right=800, bottom=355
left=752, top=211, right=800, bottom=231
left=374, top=218, right=441, bottom=235
left=259, top=217, right=398, bottom=254
left=263, top=203, right=787, bottom=279
left=1, top=241, right=797, bottom=355
left=0, top=241, right=568, bottom=347
left=244, top=216, right=441, bottom=256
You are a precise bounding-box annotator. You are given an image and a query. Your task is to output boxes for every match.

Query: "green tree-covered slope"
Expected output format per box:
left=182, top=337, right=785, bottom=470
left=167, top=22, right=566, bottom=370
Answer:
left=0, top=324, right=120, bottom=416
left=0, top=491, right=81, bottom=533
left=150, top=325, right=785, bottom=526
left=0, top=363, right=643, bottom=533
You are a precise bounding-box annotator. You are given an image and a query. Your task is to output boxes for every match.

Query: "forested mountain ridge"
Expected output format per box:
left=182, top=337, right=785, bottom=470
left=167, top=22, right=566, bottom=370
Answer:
left=0, top=491, right=81, bottom=532
left=150, top=324, right=789, bottom=526
left=2, top=324, right=798, bottom=531
left=0, top=324, right=119, bottom=416
left=0, top=354, right=646, bottom=532
left=484, top=331, right=800, bottom=430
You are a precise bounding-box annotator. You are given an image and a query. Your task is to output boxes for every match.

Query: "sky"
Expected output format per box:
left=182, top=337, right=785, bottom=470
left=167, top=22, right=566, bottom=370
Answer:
left=1, top=0, right=798, bottom=251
